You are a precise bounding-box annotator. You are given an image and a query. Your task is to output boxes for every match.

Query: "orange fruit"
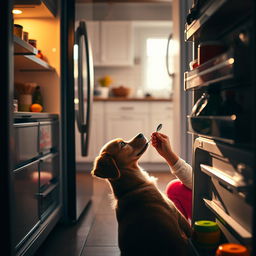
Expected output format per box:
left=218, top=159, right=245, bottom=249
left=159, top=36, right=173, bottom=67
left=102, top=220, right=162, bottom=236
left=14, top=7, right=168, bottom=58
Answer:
left=30, top=103, right=43, bottom=112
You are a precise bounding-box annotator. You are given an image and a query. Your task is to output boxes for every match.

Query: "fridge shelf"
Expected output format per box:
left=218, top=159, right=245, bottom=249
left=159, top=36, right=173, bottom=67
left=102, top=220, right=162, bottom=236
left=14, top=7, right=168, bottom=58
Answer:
left=14, top=55, right=55, bottom=72
left=187, top=115, right=250, bottom=145
left=184, top=50, right=234, bottom=91
left=185, top=0, right=252, bottom=41
left=14, top=35, right=38, bottom=55
left=203, top=199, right=252, bottom=244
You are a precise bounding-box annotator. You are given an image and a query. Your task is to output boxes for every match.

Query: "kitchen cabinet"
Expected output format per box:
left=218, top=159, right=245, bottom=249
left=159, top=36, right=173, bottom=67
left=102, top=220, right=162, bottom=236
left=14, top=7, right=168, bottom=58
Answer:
left=77, top=101, right=173, bottom=163
left=86, top=21, right=100, bottom=65
left=105, top=102, right=150, bottom=162
left=87, top=21, right=134, bottom=67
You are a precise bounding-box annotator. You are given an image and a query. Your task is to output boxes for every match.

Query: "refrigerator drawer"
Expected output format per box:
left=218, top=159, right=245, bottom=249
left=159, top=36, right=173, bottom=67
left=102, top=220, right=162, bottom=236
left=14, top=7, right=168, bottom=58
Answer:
left=39, top=121, right=59, bottom=154
left=13, top=160, right=40, bottom=249
left=14, top=122, right=39, bottom=167
left=38, top=182, right=59, bottom=221
left=39, top=153, right=59, bottom=189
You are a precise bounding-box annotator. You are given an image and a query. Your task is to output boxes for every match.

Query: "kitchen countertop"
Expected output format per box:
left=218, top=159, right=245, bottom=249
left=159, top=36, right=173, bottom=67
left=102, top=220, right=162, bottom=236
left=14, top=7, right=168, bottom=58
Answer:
left=94, top=97, right=173, bottom=102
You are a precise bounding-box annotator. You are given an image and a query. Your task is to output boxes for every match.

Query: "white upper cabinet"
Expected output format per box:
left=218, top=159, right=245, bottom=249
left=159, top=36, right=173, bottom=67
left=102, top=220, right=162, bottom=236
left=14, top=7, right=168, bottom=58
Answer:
left=101, top=21, right=134, bottom=66
left=86, top=21, right=100, bottom=65
left=86, top=21, right=134, bottom=67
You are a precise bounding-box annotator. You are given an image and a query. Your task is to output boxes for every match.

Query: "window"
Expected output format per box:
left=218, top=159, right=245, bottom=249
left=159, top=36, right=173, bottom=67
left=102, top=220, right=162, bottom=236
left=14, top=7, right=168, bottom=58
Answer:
left=144, top=38, right=172, bottom=97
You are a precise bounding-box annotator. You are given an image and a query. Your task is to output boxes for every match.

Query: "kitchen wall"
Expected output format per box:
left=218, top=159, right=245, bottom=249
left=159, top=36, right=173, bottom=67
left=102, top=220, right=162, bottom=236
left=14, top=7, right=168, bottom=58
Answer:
left=76, top=3, right=172, bottom=21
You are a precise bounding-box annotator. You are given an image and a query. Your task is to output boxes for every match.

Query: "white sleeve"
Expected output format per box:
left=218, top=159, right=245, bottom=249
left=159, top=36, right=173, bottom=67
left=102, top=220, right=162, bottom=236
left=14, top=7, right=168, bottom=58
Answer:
left=170, top=158, right=193, bottom=190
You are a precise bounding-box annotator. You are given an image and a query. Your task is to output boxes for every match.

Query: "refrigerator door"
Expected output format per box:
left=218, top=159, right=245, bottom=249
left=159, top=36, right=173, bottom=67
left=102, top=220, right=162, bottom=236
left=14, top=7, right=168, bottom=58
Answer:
left=73, top=21, right=94, bottom=220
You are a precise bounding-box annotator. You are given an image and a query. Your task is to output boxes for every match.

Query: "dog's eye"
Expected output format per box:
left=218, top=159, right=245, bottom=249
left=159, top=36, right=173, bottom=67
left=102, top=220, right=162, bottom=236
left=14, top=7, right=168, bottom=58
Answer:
left=120, top=141, right=126, bottom=148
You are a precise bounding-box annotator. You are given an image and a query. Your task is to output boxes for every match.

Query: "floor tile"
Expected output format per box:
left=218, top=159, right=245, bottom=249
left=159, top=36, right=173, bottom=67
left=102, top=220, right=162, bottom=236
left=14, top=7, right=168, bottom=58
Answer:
left=81, top=246, right=120, bottom=256
left=85, top=214, right=118, bottom=247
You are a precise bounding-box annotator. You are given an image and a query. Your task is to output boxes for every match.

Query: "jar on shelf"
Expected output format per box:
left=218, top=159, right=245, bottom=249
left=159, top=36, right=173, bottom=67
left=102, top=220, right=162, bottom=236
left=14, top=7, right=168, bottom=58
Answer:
left=22, top=31, right=29, bottom=42
left=28, top=39, right=37, bottom=48
left=13, top=24, right=23, bottom=38
left=192, top=220, right=221, bottom=249
left=216, top=243, right=249, bottom=256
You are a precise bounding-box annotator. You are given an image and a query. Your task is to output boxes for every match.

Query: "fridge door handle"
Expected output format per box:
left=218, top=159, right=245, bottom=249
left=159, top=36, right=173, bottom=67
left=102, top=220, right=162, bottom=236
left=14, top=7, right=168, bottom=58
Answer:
left=166, top=33, right=174, bottom=78
left=75, top=21, right=94, bottom=156
left=82, top=22, right=94, bottom=156
left=75, top=24, right=86, bottom=134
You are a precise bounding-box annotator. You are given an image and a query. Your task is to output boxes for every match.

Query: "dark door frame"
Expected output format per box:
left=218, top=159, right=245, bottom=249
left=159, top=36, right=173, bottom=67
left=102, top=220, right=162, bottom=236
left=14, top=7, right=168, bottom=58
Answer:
left=0, top=0, right=15, bottom=255
left=61, top=0, right=76, bottom=223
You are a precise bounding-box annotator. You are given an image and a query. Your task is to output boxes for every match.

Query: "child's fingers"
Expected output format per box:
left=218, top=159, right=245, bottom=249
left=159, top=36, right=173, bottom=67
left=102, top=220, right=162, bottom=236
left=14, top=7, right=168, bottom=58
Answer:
left=156, top=132, right=168, bottom=139
left=154, top=133, right=168, bottom=143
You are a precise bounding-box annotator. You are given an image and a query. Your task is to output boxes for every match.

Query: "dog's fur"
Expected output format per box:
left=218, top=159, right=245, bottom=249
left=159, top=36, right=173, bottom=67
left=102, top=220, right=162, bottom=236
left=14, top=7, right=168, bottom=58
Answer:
left=91, top=133, right=192, bottom=256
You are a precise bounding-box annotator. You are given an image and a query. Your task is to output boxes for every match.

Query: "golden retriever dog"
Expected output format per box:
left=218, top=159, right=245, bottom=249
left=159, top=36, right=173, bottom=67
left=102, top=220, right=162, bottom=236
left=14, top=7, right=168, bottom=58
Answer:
left=91, top=133, right=192, bottom=256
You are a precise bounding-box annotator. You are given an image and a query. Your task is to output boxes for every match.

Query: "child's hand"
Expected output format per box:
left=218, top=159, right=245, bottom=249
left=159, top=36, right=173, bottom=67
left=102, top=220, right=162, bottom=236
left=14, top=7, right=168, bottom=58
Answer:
left=151, top=132, right=173, bottom=160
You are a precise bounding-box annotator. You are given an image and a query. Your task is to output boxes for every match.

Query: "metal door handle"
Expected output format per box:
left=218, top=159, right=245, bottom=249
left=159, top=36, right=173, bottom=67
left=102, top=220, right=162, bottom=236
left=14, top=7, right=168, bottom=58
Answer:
left=166, top=33, right=174, bottom=78
left=36, top=183, right=58, bottom=198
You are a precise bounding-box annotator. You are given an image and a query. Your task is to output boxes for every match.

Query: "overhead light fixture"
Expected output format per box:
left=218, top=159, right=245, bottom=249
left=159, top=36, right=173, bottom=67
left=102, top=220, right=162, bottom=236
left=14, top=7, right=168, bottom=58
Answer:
left=12, top=9, right=23, bottom=15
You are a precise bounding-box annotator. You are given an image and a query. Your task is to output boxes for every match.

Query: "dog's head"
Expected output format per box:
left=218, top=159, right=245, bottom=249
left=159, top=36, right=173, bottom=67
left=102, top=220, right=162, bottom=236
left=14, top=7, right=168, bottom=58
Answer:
left=91, top=133, right=148, bottom=179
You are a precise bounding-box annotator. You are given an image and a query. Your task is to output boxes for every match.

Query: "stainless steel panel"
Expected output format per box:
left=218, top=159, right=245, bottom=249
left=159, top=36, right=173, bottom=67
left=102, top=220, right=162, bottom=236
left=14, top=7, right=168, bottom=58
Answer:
left=13, top=160, right=40, bottom=248
left=14, top=122, right=39, bottom=167
left=39, top=153, right=59, bottom=189
left=39, top=121, right=59, bottom=154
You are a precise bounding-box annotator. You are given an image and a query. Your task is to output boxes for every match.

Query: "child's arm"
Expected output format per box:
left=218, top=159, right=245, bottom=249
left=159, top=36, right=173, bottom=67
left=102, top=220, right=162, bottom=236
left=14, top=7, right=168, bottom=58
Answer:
left=151, top=132, right=192, bottom=190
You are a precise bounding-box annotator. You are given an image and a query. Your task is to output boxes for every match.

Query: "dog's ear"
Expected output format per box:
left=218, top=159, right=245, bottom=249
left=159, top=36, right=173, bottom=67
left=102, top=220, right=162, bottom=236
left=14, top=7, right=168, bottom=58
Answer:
left=91, top=153, right=120, bottom=179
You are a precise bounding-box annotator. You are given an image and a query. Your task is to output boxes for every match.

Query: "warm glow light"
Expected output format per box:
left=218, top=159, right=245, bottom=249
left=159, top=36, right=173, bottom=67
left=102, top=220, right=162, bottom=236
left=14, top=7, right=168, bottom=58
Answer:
left=74, top=44, right=78, bottom=60
left=12, top=9, right=23, bottom=14
left=228, top=58, right=235, bottom=65
left=231, top=115, right=237, bottom=120
left=74, top=98, right=79, bottom=104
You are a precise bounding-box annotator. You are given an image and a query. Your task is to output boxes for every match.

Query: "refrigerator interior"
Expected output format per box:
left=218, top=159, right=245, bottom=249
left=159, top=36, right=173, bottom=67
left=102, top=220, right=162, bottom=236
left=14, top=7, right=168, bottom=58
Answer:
left=184, top=0, right=255, bottom=255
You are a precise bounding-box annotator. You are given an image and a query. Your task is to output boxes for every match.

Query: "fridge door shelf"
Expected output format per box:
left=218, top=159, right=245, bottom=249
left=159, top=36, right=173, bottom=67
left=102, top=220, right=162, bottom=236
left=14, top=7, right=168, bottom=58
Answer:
left=203, top=199, right=252, bottom=244
left=184, top=50, right=234, bottom=91
left=187, top=115, right=250, bottom=145
left=185, top=0, right=252, bottom=41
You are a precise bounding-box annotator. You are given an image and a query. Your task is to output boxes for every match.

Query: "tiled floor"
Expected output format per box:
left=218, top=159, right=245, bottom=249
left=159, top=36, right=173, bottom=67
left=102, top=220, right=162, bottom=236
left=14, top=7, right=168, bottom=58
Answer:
left=35, top=171, right=174, bottom=256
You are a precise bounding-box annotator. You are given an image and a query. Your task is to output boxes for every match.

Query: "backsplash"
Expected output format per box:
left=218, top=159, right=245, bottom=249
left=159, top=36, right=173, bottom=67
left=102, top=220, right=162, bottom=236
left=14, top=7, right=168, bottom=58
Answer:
left=94, top=65, right=143, bottom=97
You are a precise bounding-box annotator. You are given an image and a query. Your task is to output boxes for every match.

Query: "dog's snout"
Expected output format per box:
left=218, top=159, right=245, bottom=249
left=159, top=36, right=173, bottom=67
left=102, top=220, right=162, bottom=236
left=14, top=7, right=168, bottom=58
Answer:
left=136, top=133, right=144, bottom=139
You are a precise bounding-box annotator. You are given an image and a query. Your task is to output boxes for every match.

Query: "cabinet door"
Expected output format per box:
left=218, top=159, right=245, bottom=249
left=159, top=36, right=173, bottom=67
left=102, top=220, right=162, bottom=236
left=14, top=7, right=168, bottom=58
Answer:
left=101, top=21, right=133, bottom=66
left=148, top=103, right=174, bottom=163
left=86, top=21, right=100, bottom=65
left=75, top=102, right=104, bottom=162
left=105, top=113, right=150, bottom=162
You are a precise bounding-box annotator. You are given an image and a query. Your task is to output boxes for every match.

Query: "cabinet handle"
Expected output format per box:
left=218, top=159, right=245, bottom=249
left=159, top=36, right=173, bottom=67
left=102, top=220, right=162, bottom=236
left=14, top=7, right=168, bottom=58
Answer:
left=120, top=107, right=134, bottom=110
left=120, top=116, right=132, bottom=120
left=36, top=183, right=58, bottom=198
